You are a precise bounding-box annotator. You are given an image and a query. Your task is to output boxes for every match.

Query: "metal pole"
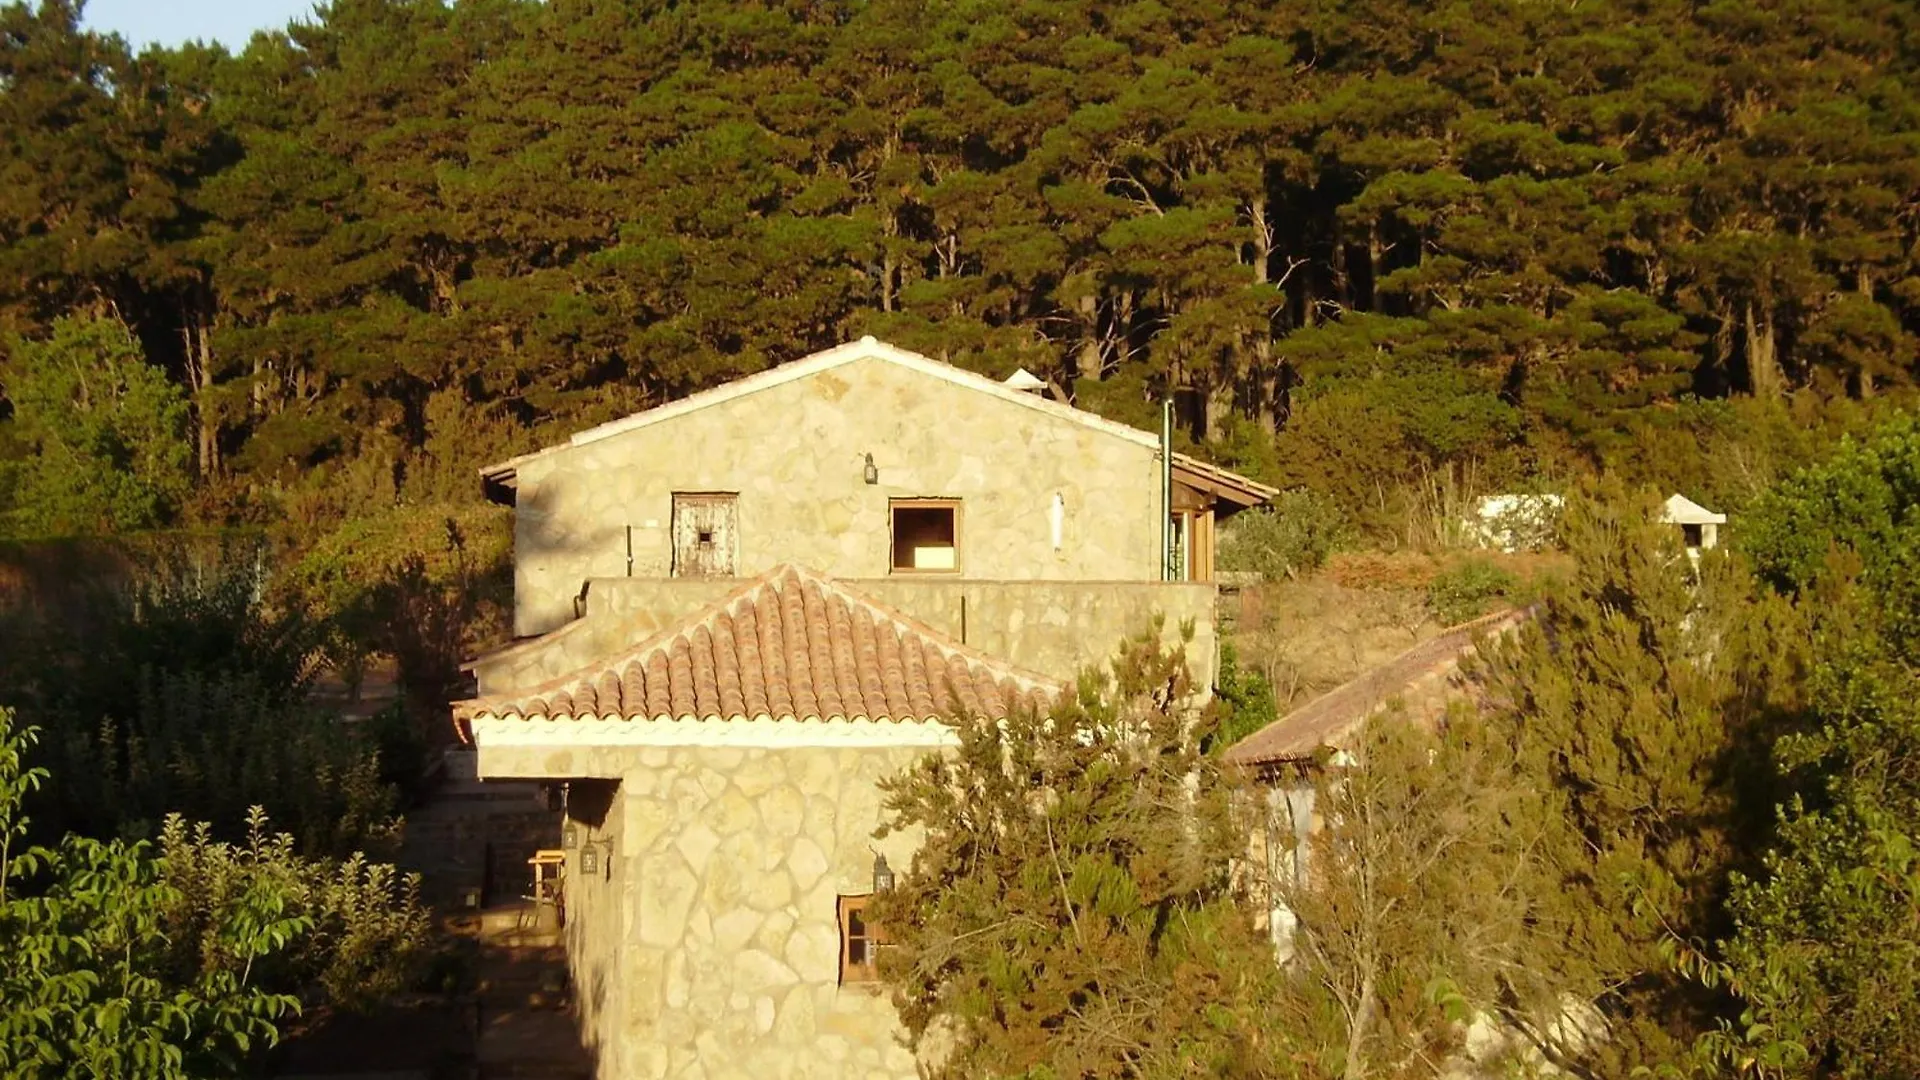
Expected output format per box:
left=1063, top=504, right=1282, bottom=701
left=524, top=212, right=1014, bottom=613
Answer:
left=1161, top=397, right=1173, bottom=581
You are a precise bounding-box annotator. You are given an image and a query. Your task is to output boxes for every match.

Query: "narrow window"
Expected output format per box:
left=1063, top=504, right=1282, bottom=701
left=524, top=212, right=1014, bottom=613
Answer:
left=837, top=895, right=885, bottom=983
left=890, top=499, right=959, bottom=573
left=1681, top=523, right=1704, bottom=548
left=1168, top=511, right=1193, bottom=581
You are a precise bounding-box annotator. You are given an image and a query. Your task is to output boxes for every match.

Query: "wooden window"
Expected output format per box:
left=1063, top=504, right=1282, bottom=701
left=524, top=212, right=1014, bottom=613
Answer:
left=837, top=894, right=886, bottom=983
left=1168, top=480, right=1219, bottom=582
left=671, top=493, right=738, bottom=577
left=890, top=499, right=960, bottom=573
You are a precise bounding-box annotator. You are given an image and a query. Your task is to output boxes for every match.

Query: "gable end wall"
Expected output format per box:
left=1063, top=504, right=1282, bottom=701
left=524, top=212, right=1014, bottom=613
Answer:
left=511, top=355, right=1164, bottom=635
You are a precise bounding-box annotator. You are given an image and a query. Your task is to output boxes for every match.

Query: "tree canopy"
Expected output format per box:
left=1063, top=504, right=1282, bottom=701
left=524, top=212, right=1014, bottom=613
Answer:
left=2, top=0, right=1917, bottom=538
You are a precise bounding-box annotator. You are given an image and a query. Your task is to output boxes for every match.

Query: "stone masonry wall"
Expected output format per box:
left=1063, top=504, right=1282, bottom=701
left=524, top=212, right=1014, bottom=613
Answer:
left=471, top=578, right=1217, bottom=698
left=511, top=353, right=1165, bottom=635
left=543, top=746, right=931, bottom=1080
left=561, top=778, right=628, bottom=1073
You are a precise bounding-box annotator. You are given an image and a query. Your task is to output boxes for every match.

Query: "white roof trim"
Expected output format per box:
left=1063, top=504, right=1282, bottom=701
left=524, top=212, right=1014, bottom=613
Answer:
left=481, top=336, right=1159, bottom=478
left=468, top=713, right=961, bottom=751
left=1661, top=493, right=1727, bottom=525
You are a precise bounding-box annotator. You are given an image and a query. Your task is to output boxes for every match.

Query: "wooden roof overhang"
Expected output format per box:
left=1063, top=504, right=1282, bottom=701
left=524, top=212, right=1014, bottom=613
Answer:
left=1171, top=454, right=1278, bottom=512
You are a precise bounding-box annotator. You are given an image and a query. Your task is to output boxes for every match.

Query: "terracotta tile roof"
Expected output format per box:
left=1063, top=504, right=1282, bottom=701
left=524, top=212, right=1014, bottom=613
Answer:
left=454, top=565, right=1061, bottom=725
left=1223, top=606, right=1533, bottom=768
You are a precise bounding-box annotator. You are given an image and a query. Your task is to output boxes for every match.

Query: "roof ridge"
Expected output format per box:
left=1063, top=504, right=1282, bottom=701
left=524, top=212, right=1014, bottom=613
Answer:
left=455, top=568, right=795, bottom=718
left=479, top=337, right=1163, bottom=481
left=795, top=571, right=1060, bottom=694
left=454, top=563, right=1063, bottom=724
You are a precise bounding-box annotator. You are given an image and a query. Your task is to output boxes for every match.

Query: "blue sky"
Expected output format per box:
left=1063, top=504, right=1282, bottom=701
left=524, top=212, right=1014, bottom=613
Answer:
left=81, top=0, right=322, bottom=51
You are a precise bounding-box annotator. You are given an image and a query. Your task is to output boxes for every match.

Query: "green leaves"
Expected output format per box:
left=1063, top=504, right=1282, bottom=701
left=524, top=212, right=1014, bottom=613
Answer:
left=0, top=710, right=429, bottom=1079
left=871, top=629, right=1281, bottom=1078
left=4, top=0, right=1919, bottom=535
left=1690, top=425, right=1920, bottom=1077
left=0, top=315, right=193, bottom=539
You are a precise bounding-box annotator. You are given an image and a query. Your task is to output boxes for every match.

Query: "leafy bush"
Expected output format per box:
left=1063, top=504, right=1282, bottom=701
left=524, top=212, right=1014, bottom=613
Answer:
left=1217, top=489, right=1349, bottom=581
left=287, top=507, right=511, bottom=730
left=160, top=810, right=431, bottom=1011
left=1426, top=559, right=1519, bottom=626
left=0, top=548, right=399, bottom=855
left=0, top=711, right=430, bottom=1078
left=1212, top=640, right=1279, bottom=751
left=0, top=316, right=193, bottom=539
left=1741, top=415, right=1920, bottom=595
left=1690, top=421, right=1920, bottom=1074
left=872, top=630, right=1281, bottom=1076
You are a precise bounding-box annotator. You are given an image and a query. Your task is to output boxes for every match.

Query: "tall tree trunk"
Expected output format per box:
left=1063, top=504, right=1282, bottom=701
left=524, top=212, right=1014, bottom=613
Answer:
left=1343, top=964, right=1377, bottom=1080
left=1330, top=241, right=1351, bottom=313
left=1077, top=293, right=1102, bottom=381
left=1255, top=339, right=1281, bottom=435
left=1246, top=200, right=1278, bottom=433
left=1367, top=222, right=1386, bottom=313
left=1249, top=200, right=1273, bottom=287
left=1744, top=299, right=1781, bottom=399
left=879, top=196, right=900, bottom=313
left=1204, top=379, right=1230, bottom=443
left=180, top=308, right=220, bottom=478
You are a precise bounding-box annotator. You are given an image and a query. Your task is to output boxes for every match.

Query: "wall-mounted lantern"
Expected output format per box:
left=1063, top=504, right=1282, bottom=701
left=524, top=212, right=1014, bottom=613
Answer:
left=579, top=843, right=599, bottom=877
left=562, top=822, right=580, bottom=850
left=872, top=852, right=895, bottom=893
left=863, top=452, right=879, bottom=485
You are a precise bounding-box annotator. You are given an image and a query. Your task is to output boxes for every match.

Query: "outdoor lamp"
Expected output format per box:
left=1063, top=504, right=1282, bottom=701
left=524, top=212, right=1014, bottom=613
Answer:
left=872, top=853, right=895, bottom=893
left=562, top=822, right=580, bottom=850
left=579, top=843, right=599, bottom=877
left=863, top=452, right=879, bottom=485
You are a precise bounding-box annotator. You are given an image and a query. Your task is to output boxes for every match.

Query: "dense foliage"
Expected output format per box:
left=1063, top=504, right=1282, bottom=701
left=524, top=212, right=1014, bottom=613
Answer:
left=1216, top=489, right=1349, bottom=581
left=0, top=546, right=403, bottom=855
left=3, top=0, right=1918, bottom=541
left=0, top=710, right=431, bottom=1079
left=0, top=315, right=193, bottom=537
left=884, top=420, right=1920, bottom=1078
left=872, top=629, right=1282, bottom=1077
left=1701, top=422, right=1920, bottom=1078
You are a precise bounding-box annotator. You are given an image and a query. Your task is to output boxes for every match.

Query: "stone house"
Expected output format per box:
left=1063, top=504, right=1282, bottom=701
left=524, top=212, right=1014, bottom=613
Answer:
left=453, top=337, right=1274, bottom=1080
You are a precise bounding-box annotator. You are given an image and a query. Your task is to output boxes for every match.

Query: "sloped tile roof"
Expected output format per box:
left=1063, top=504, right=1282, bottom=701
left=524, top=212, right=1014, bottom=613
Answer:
left=454, top=565, right=1061, bottom=725
left=1223, top=606, right=1533, bottom=768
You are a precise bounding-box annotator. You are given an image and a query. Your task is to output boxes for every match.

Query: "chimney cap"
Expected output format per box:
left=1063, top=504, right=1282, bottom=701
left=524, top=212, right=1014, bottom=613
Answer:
left=1003, top=367, right=1047, bottom=393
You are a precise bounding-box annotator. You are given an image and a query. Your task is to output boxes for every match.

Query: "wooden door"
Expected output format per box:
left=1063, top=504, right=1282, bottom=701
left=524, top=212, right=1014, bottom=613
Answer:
left=671, top=494, right=737, bottom=577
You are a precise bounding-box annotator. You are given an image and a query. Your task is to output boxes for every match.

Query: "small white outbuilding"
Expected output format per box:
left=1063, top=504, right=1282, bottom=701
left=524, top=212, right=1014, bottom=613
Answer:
left=1660, top=493, right=1726, bottom=551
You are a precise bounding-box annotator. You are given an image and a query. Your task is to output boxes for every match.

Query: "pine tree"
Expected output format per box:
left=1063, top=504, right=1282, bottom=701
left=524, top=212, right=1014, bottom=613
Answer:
left=871, top=630, right=1282, bottom=1078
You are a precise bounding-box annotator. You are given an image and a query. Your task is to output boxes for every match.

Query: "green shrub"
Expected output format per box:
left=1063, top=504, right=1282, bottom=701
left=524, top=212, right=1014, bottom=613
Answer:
left=1211, top=641, right=1279, bottom=750
left=1217, top=488, right=1349, bottom=580
left=1426, top=559, right=1519, bottom=625
left=0, top=316, right=193, bottom=540
left=0, top=549, right=399, bottom=856
left=0, top=711, right=431, bottom=1078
